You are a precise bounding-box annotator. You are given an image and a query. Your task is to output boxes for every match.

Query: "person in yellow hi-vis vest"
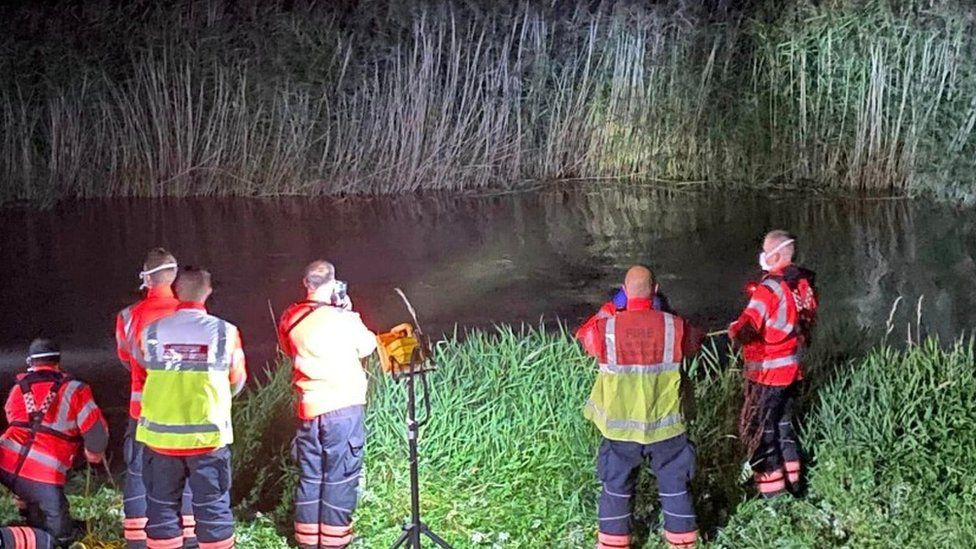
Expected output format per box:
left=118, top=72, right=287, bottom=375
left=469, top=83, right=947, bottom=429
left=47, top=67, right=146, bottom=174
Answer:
left=576, top=266, right=703, bottom=549
left=137, top=268, right=247, bottom=549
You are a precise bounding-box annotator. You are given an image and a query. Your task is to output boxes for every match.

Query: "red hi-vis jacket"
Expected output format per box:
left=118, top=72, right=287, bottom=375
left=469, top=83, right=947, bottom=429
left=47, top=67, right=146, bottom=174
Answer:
left=729, top=269, right=818, bottom=386
left=0, top=366, right=108, bottom=485
left=116, top=285, right=180, bottom=420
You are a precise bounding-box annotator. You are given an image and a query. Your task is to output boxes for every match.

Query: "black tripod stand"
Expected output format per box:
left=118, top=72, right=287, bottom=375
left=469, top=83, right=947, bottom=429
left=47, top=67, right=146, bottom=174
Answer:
left=390, top=346, right=453, bottom=549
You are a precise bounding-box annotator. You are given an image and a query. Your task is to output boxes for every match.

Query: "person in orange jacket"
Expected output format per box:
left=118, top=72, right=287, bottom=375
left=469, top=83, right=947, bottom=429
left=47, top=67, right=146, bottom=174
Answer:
left=729, top=230, right=818, bottom=497
left=115, top=248, right=195, bottom=548
left=0, top=339, right=108, bottom=547
left=278, top=260, right=376, bottom=549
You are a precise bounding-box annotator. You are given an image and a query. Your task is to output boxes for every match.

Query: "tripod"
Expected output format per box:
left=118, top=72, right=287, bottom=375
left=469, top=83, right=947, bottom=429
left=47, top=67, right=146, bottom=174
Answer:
left=390, top=348, right=453, bottom=549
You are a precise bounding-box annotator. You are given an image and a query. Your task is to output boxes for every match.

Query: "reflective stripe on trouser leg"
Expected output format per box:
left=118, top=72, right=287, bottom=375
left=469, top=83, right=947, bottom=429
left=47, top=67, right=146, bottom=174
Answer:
left=143, top=448, right=185, bottom=547
left=293, top=416, right=325, bottom=549
left=1, top=525, right=55, bottom=549
left=664, top=529, right=698, bottom=548
left=596, top=438, right=640, bottom=541
left=320, top=406, right=365, bottom=548
left=597, top=531, right=631, bottom=548
left=649, top=435, right=697, bottom=540
left=755, top=469, right=786, bottom=497
left=186, top=447, right=234, bottom=547
left=124, top=420, right=149, bottom=549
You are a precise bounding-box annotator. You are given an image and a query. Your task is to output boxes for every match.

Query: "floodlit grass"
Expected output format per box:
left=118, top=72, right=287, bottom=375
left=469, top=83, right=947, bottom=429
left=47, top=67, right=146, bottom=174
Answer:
left=1, top=1, right=974, bottom=202
left=1, top=327, right=973, bottom=547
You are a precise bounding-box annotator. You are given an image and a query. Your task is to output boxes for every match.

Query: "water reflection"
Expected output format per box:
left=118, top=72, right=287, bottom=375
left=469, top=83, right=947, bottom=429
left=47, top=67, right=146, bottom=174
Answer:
left=0, top=188, right=973, bottom=418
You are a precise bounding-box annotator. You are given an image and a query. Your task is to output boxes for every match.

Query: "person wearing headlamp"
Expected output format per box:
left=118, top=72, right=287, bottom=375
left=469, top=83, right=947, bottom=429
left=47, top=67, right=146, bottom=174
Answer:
left=729, top=230, right=818, bottom=498
left=115, top=248, right=196, bottom=548
left=0, top=339, right=108, bottom=547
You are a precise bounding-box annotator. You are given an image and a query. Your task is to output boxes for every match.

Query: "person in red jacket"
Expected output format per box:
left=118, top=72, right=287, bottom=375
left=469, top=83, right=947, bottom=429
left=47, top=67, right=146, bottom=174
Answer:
left=0, top=339, right=108, bottom=547
left=729, top=230, right=818, bottom=497
left=115, top=248, right=195, bottom=548
left=278, top=260, right=376, bottom=549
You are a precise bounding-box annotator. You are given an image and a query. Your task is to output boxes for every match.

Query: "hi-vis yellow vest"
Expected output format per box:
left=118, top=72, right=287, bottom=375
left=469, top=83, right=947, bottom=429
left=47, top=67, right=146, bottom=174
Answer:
left=136, top=309, right=236, bottom=450
left=583, top=309, right=686, bottom=444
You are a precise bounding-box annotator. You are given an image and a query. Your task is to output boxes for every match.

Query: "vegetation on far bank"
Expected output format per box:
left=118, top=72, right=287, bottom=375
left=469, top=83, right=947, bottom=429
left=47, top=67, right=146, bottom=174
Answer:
left=3, top=321, right=973, bottom=548
left=2, top=0, right=975, bottom=203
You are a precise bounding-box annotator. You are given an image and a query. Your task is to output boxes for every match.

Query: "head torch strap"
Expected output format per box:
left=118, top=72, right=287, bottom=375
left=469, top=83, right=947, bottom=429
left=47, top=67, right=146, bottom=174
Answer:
left=139, top=262, right=178, bottom=289
left=27, top=352, right=61, bottom=361
left=768, top=238, right=795, bottom=255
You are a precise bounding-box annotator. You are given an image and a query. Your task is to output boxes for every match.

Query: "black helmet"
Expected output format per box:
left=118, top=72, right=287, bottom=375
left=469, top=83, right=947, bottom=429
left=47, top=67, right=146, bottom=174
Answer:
left=27, top=338, right=61, bottom=362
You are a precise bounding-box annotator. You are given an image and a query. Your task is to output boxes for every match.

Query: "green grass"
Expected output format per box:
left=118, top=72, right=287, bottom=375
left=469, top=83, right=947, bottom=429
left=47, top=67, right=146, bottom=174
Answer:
left=2, top=326, right=974, bottom=547
left=1, top=1, right=975, bottom=202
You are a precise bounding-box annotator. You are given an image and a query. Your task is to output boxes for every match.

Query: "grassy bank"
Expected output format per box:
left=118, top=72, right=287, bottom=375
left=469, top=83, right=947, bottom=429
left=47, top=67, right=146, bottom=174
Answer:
left=1, top=327, right=972, bottom=547
left=2, top=1, right=975, bottom=202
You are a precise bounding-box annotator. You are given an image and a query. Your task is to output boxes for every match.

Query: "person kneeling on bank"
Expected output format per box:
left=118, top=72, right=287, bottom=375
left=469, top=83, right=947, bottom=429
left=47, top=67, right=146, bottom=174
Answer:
left=0, top=339, right=109, bottom=547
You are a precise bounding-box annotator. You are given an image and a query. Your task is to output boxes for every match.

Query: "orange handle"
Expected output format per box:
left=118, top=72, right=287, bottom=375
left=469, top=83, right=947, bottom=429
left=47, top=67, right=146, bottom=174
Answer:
left=391, top=323, right=414, bottom=338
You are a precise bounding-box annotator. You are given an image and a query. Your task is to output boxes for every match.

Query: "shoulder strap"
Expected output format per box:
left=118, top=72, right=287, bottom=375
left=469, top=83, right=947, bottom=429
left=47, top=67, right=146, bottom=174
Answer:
left=10, top=371, right=75, bottom=478
left=282, top=300, right=333, bottom=338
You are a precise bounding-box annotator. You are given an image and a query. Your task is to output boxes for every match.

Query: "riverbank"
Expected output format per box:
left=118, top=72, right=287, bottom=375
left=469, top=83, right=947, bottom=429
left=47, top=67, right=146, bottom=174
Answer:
left=6, top=325, right=972, bottom=548
left=2, top=0, right=975, bottom=203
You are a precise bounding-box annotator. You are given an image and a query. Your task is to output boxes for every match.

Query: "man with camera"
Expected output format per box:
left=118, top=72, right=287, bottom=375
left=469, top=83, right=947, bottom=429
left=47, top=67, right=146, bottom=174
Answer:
left=277, top=260, right=377, bottom=549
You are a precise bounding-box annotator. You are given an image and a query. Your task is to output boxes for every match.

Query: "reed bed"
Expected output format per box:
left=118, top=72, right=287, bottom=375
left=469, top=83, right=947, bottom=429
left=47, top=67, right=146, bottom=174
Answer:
left=1, top=0, right=974, bottom=203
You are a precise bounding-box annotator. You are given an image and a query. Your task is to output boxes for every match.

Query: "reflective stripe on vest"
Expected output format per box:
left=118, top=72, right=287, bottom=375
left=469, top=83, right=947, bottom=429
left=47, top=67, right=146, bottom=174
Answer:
left=136, top=310, right=236, bottom=450
left=0, top=438, right=68, bottom=474
left=745, top=355, right=799, bottom=371
left=762, top=279, right=795, bottom=335
left=584, top=400, right=683, bottom=435
left=584, top=310, right=686, bottom=444
left=599, top=314, right=679, bottom=374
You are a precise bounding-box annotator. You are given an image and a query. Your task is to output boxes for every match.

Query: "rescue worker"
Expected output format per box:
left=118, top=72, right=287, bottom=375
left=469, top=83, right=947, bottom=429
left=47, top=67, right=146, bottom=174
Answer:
left=0, top=339, right=109, bottom=547
left=728, top=230, right=818, bottom=498
left=136, top=268, right=246, bottom=549
left=277, top=260, right=377, bottom=549
left=116, top=248, right=196, bottom=548
left=576, top=266, right=703, bottom=549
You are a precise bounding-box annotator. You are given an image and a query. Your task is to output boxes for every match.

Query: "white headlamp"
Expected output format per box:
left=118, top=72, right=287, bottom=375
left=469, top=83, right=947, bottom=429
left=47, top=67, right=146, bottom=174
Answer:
left=139, top=263, right=178, bottom=289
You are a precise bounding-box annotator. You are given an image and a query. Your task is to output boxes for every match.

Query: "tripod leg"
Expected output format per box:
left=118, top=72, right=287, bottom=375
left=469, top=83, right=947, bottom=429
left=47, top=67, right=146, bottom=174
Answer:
left=420, top=524, right=454, bottom=548
left=390, top=526, right=411, bottom=549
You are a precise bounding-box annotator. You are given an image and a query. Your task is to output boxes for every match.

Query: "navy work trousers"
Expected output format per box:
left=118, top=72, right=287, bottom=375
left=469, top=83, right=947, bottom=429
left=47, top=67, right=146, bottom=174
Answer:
left=293, top=405, right=365, bottom=549
left=597, top=434, right=698, bottom=548
left=0, top=470, right=71, bottom=547
left=124, top=420, right=196, bottom=548
left=744, top=381, right=802, bottom=496
left=142, top=446, right=234, bottom=549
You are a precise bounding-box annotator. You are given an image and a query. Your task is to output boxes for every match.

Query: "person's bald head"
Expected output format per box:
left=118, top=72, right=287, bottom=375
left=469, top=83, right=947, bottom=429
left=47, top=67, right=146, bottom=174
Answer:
left=142, top=247, right=178, bottom=288
left=623, top=265, right=656, bottom=299
left=174, top=267, right=213, bottom=303
left=763, top=229, right=796, bottom=269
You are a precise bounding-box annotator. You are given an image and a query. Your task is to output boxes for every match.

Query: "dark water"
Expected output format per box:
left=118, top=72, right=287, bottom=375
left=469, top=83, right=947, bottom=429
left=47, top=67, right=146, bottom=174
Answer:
left=1, top=187, right=975, bottom=445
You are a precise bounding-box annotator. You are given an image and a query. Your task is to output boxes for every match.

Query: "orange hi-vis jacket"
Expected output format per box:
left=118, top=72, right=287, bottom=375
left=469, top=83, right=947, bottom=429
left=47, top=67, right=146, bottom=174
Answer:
left=0, top=365, right=108, bottom=485
left=278, top=300, right=377, bottom=420
left=116, top=285, right=180, bottom=420
left=729, top=269, right=817, bottom=386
